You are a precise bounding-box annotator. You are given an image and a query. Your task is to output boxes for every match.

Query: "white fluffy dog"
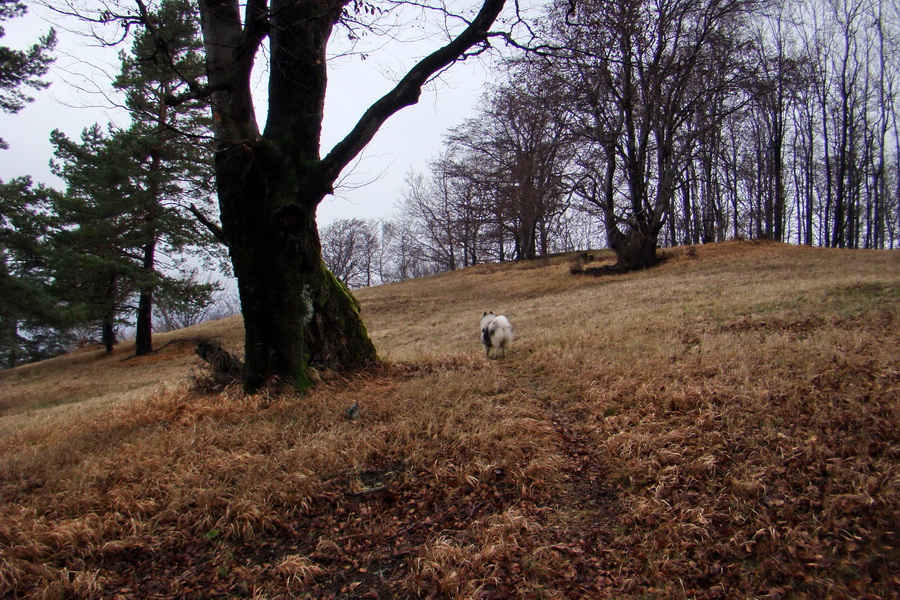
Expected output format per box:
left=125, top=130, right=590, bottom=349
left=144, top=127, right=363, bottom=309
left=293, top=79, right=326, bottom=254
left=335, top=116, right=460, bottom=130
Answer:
left=480, top=312, right=514, bottom=358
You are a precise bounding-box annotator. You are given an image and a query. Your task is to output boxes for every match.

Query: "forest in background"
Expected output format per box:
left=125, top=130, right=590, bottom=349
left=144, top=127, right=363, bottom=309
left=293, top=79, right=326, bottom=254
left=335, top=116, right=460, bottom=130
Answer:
left=324, top=0, right=900, bottom=286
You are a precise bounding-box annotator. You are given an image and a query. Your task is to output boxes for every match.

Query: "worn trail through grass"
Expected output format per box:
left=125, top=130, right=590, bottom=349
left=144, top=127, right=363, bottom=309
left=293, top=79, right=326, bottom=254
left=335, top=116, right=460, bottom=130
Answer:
left=493, top=352, right=624, bottom=595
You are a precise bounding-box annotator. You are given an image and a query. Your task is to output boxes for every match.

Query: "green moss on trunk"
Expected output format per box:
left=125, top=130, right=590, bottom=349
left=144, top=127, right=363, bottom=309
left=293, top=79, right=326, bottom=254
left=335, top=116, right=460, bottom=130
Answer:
left=217, top=143, right=377, bottom=393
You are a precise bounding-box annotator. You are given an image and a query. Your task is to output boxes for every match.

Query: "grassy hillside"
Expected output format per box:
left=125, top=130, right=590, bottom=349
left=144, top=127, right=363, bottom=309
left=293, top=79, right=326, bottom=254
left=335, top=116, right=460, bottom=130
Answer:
left=1, top=241, right=898, bottom=599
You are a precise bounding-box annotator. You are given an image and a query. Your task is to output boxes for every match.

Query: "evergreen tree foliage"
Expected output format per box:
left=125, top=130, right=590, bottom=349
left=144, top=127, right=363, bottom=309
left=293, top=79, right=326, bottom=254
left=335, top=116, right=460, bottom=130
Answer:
left=0, top=177, right=72, bottom=367
left=152, top=270, right=219, bottom=331
left=49, top=125, right=145, bottom=353
left=0, top=0, right=56, bottom=149
left=48, top=117, right=220, bottom=356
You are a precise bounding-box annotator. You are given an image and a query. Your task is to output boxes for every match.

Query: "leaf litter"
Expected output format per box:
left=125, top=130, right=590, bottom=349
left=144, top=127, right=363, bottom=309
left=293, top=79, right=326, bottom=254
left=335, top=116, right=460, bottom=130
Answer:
left=1, top=242, right=899, bottom=599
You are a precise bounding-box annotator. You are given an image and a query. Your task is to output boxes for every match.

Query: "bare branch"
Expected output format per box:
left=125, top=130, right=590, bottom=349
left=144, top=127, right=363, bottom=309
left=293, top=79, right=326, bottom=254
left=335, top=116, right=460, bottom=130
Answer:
left=318, top=0, right=507, bottom=190
left=190, top=203, right=229, bottom=246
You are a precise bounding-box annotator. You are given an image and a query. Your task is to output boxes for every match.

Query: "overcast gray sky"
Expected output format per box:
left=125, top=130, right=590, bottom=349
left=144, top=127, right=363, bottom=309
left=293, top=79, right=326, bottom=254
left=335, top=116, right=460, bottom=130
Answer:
left=0, top=3, right=501, bottom=227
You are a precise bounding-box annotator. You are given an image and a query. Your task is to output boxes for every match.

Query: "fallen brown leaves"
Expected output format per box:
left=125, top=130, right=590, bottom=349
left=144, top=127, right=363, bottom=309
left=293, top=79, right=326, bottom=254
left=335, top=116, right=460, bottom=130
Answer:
left=0, top=362, right=570, bottom=599
left=569, top=324, right=900, bottom=598
left=1, top=242, right=899, bottom=599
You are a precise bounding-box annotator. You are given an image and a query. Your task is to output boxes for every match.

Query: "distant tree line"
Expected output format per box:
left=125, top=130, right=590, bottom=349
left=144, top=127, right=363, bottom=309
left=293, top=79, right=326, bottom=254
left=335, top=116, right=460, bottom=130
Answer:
left=325, top=0, right=898, bottom=281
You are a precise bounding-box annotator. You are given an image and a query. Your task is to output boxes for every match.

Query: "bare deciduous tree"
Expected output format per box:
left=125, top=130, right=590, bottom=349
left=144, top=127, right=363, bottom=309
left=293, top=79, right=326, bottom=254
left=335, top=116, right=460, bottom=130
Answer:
left=543, top=0, right=763, bottom=271
left=446, top=78, right=573, bottom=261
left=320, top=218, right=380, bottom=288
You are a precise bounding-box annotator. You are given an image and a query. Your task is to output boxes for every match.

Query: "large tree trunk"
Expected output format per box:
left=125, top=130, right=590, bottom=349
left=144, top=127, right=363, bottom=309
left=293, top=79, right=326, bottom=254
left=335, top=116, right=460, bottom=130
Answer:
left=608, top=221, right=662, bottom=272
left=216, top=142, right=376, bottom=392
left=596, top=173, right=664, bottom=273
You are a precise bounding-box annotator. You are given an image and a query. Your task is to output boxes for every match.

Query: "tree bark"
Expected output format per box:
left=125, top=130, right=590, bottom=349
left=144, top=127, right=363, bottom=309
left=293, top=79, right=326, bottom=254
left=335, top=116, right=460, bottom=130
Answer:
left=597, top=170, right=663, bottom=272
left=102, top=321, right=116, bottom=354
left=610, top=227, right=661, bottom=271
left=135, top=288, right=153, bottom=355
left=4, top=320, right=18, bottom=369
left=215, top=141, right=376, bottom=391
left=134, top=91, right=169, bottom=357
left=102, top=274, right=118, bottom=354
left=135, top=232, right=157, bottom=356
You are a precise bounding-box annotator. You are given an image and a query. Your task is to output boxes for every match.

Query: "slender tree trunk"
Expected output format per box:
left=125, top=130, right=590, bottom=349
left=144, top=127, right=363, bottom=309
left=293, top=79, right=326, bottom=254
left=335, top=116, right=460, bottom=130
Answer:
left=772, top=105, right=785, bottom=242
left=102, top=274, right=118, bottom=354
left=135, top=159, right=159, bottom=358
left=134, top=94, right=169, bottom=357
left=725, top=134, right=740, bottom=238
left=134, top=236, right=156, bottom=356
left=818, top=71, right=834, bottom=246
left=832, top=14, right=856, bottom=249
left=4, top=319, right=18, bottom=369
left=873, top=10, right=888, bottom=249
left=102, top=322, right=116, bottom=354
left=681, top=167, right=693, bottom=245
left=805, top=107, right=815, bottom=245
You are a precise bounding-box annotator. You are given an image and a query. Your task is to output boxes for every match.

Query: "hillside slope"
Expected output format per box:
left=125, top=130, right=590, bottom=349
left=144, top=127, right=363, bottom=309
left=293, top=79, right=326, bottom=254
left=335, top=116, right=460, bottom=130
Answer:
left=1, top=241, right=899, bottom=599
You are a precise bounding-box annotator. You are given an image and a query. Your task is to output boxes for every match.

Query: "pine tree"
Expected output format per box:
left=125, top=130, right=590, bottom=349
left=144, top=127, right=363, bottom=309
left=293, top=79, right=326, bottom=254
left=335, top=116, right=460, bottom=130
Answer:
left=49, top=125, right=145, bottom=353
left=0, top=0, right=56, bottom=149
left=0, top=2, right=62, bottom=367
left=0, top=178, right=71, bottom=367
left=48, top=118, right=220, bottom=355
left=113, top=0, right=219, bottom=355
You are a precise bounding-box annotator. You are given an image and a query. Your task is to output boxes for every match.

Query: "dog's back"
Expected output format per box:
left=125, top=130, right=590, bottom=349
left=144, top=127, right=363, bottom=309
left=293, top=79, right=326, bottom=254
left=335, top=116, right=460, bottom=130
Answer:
left=481, top=312, right=514, bottom=358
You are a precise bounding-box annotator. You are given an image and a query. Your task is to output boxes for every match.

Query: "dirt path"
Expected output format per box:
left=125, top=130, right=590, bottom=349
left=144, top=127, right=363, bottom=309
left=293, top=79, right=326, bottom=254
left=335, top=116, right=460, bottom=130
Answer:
left=496, top=356, right=625, bottom=596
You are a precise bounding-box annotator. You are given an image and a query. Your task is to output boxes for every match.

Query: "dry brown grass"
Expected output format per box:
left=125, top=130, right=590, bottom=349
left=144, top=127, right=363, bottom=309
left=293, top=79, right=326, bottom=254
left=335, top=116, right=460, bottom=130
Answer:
left=0, top=316, right=244, bottom=432
left=1, top=241, right=898, bottom=599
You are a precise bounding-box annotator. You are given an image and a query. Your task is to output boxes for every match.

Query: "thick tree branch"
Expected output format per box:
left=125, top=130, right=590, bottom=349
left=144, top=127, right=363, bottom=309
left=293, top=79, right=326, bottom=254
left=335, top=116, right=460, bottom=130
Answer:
left=163, top=82, right=228, bottom=107
left=233, top=0, right=269, bottom=91
left=318, top=0, right=506, bottom=189
left=199, top=0, right=260, bottom=142
left=190, top=203, right=229, bottom=246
